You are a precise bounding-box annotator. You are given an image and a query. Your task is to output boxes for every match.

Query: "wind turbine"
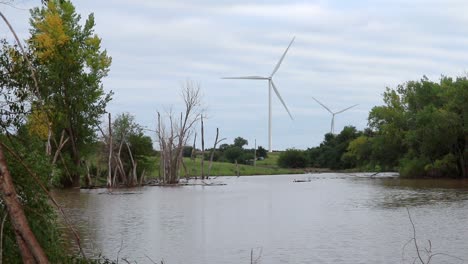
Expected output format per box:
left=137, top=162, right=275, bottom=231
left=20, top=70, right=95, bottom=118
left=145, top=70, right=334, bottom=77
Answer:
left=312, top=97, right=358, bottom=134
left=222, top=37, right=295, bottom=152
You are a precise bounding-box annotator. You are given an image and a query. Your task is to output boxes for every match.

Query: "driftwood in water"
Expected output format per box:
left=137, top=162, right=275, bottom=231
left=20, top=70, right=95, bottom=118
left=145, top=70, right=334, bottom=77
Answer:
left=293, top=178, right=312, bottom=183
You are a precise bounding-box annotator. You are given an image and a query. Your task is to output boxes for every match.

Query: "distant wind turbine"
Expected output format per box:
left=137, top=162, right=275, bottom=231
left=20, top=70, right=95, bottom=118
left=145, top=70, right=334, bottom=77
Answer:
left=222, top=37, right=295, bottom=152
left=312, top=97, right=358, bottom=134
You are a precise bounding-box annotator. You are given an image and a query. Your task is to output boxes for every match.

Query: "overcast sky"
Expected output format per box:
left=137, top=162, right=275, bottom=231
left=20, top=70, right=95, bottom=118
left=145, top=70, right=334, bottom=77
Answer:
left=2, top=0, right=468, bottom=150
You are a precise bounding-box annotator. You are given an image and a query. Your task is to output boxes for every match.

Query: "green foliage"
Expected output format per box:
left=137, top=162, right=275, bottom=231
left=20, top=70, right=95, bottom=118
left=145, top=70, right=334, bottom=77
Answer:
left=425, top=154, right=459, bottom=178
left=306, top=126, right=361, bottom=170
left=180, top=156, right=299, bottom=177
left=1, top=134, right=67, bottom=262
left=256, top=146, right=268, bottom=158
left=224, top=146, right=244, bottom=163
left=29, top=0, right=113, bottom=186
left=182, top=146, right=193, bottom=157
left=0, top=39, right=32, bottom=131
left=399, top=157, right=429, bottom=178
left=277, top=149, right=308, bottom=168
left=211, top=137, right=266, bottom=165
left=359, top=75, right=467, bottom=177
left=233, top=136, right=248, bottom=148
left=106, top=113, right=155, bottom=180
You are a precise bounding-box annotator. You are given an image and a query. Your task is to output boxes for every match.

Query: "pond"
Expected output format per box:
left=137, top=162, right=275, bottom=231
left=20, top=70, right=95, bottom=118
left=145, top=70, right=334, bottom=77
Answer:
left=53, top=174, right=468, bottom=263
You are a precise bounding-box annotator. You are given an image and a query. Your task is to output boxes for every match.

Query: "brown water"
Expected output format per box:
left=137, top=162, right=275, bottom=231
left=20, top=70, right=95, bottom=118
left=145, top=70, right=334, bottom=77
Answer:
left=53, top=174, right=468, bottom=263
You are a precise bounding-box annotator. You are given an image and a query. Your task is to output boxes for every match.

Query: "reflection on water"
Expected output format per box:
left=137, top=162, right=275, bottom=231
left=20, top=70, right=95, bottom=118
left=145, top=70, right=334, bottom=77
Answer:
left=53, top=174, right=468, bottom=263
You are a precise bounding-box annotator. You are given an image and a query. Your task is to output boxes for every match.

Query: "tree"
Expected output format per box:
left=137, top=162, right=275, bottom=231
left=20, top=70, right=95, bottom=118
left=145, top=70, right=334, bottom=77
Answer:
left=0, top=39, right=32, bottom=132
left=306, top=127, right=360, bottom=170
left=224, top=146, right=244, bottom=163
left=29, top=0, right=112, bottom=187
left=367, top=76, right=467, bottom=177
left=234, top=137, right=248, bottom=148
left=0, top=4, right=85, bottom=261
left=102, top=113, right=153, bottom=187
left=277, top=149, right=308, bottom=168
left=157, top=81, right=202, bottom=184
left=256, top=146, right=268, bottom=158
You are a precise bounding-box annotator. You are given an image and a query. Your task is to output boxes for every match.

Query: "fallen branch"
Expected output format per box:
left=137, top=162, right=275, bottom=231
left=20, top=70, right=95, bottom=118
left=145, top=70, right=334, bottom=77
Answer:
left=0, top=142, right=87, bottom=260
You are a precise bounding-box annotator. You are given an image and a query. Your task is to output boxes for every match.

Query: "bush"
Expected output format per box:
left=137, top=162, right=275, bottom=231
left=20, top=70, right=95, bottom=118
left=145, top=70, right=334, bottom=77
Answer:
left=2, top=134, right=67, bottom=262
left=277, top=149, right=308, bottom=168
left=425, top=153, right=459, bottom=177
left=224, top=146, right=244, bottom=163
left=399, top=157, right=429, bottom=177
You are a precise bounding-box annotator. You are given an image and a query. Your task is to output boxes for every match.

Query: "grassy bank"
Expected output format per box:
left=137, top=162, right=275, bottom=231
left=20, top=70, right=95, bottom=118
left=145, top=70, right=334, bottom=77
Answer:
left=147, top=152, right=302, bottom=178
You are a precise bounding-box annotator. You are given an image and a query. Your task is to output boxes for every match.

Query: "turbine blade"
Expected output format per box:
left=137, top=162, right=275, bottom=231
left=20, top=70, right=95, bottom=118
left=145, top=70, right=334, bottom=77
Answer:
left=270, top=36, right=295, bottom=77
left=312, top=97, right=333, bottom=114
left=221, top=76, right=268, bottom=80
left=271, top=80, right=293, bottom=120
left=335, top=104, right=359, bottom=114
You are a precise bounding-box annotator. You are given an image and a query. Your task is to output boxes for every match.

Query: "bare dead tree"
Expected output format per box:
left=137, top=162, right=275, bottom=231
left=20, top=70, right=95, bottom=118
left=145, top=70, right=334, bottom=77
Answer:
left=253, top=139, right=257, bottom=167
left=402, top=208, right=463, bottom=264
left=200, top=114, right=205, bottom=180
left=191, top=133, right=197, bottom=161
left=156, top=81, right=203, bottom=184
left=207, top=128, right=226, bottom=178
left=250, top=247, right=263, bottom=264
left=107, top=113, right=113, bottom=187
left=125, top=140, right=137, bottom=186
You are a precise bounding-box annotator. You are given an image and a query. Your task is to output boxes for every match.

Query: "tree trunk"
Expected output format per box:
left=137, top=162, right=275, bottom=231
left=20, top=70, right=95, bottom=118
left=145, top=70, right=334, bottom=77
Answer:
left=200, top=115, right=205, bottom=180
left=125, top=140, right=137, bottom=186
left=84, top=161, right=91, bottom=187
left=107, top=113, right=113, bottom=187
left=66, top=126, right=81, bottom=188
left=0, top=145, right=49, bottom=263
left=208, top=128, right=225, bottom=177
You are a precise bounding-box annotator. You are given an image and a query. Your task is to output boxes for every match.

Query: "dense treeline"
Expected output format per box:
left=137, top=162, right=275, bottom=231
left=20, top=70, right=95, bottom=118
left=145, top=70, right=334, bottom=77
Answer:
left=278, top=76, right=467, bottom=178
left=183, top=136, right=268, bottom=164
left=278, top=126, right=362, bottom=169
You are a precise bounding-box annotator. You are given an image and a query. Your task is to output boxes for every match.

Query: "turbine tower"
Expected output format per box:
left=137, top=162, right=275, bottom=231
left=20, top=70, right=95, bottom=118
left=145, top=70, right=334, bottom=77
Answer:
left=222, top=37, right=295, bottom=152
left=312, top=97, right=358, bottom=134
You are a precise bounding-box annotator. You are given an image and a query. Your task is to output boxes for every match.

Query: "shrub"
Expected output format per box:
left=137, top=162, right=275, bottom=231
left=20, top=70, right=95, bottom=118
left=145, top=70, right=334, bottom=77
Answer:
left=277, top=149, right=308, bottom=168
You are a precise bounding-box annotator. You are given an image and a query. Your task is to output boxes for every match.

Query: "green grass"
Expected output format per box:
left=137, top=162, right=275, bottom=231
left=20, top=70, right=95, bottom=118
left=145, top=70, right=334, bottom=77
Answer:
left=255, top=152, right=281, bottom=167
left=146, top=152, right=301, bottom=178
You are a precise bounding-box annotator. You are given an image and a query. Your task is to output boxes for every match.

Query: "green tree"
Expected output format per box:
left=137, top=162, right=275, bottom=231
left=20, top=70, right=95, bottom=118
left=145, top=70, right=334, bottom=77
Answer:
left=233, top=137, right=248, bottom=148
left=0, top=39, right=32, bottom=131
left=306, top=127, right=360, bottom=170
left=108, top=113, right=154, bottom=185
left=256, top=146, right=268, bottom=158
left=368, top=76, right=467, bottom=177
left=224, top=146, right=244, bottom=163
left=277, top=149, right=308, bottom=168
left=29, top=0, right=112, bottom=187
